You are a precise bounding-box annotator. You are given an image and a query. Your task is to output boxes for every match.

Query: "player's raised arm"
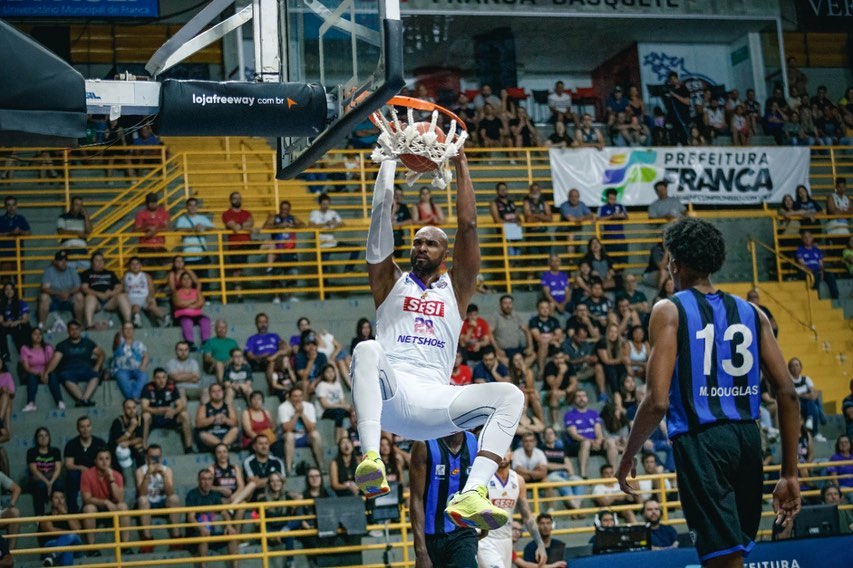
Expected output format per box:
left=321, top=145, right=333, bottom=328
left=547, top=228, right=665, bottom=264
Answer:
left=755, top=309, right=801, bottom=526
left=449, top=151, right=480, bottom=312
left=365, top=159, right=403, bottom=308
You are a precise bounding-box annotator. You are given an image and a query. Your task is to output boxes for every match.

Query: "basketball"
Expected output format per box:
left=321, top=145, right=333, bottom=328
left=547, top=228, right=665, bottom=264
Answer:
left=399, top=122, right=445, bottom=173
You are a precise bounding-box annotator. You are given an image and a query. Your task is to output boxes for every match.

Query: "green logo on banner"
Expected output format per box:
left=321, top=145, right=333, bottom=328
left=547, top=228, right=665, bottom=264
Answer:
left=600, top=150, right=658, bottom=202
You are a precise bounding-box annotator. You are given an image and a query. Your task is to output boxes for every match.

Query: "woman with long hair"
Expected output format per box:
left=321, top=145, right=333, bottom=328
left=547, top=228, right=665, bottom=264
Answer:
left=172, top=271, right=211, bottom=350
left=208, top=442, right=256, bottom=507
left=653, top=277, right=675, bottom=306
left=0, top=281, right=31, bottom=364
left=20, top=327, right=63, bottom=412
left=350, top=318, right=374, bottom=354
left=260, top=472, right=291, bottom=547
left=27, top=427, right=62, bottom=516
left=627, top=325, right=649, bottom=381
left=794, top=184, right=822, bottom=234
left=571, top=261, right=594, bottom=305
left=297, top=467, right=332, bottom=554
left=614, top=374, right=639, bottom=424
left=411, top=186, right=445, bottom=225
left=583, top=237, right=617, bottom=290
left=595, top=323, right=631, bottom=396
left=240, top=390, right=276, bottom=449
left=166, top=255, right=199, bottom=294
left=508, top=352, right=545, bottom=423
left=379, top=435, right=405, bottom=487
left=329, top=437, right=359, bottom=496
left=777, top=193, right=802, bottom=236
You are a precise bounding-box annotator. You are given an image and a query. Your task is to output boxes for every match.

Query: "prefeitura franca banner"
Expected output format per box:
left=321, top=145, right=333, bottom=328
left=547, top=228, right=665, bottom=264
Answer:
left=549, top=147, right=811, bottom=207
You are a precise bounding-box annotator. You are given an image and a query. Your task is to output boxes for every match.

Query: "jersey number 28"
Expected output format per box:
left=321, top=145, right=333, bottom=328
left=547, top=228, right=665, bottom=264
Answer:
left=695, top=323, right=754, bottom=376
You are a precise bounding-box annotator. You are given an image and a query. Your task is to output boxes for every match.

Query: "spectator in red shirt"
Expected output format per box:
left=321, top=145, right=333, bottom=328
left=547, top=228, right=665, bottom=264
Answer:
left=450, top=350, right=473, bottom=386
left=134, top=193, right=169, bottom=258
left=221, top=192, right=254, bottom=302
left=459, top=303, right=496, bottom=365
left=80, top=448, right=131, bottom=552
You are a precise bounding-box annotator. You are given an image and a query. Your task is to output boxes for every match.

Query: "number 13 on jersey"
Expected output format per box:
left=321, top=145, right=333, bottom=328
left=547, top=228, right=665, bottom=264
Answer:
left=695, top=323, right=755, bottom=377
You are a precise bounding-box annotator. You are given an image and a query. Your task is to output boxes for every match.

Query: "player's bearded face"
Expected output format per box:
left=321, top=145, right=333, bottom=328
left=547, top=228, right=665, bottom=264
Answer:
left=411, top=248, right=441, bottom=271
left=410, top=232, right=446, bottom=275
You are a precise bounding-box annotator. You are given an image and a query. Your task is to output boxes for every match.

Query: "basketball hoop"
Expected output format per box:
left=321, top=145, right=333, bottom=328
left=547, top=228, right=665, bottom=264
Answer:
left=369, top=96, right=468, bottom=188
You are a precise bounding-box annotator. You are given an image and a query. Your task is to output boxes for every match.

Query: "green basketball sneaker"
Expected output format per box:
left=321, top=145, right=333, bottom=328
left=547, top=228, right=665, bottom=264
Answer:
left=445, top=485, right=509, bottom=530
left=354, top=450, right=390, bottom=498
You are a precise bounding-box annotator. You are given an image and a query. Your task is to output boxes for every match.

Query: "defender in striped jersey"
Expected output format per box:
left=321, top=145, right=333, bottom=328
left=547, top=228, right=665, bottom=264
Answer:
left=410, top=432, right=479, bottom=567
left=617, top=218, right=801, bottom=568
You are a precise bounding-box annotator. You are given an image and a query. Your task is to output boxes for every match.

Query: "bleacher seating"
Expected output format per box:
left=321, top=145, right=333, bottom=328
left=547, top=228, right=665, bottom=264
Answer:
left=0, top=144, right=850, bottom=567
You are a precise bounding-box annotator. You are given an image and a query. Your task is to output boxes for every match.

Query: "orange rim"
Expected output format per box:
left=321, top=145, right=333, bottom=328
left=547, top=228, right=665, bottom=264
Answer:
left=370, top=95, right=468, bottom=131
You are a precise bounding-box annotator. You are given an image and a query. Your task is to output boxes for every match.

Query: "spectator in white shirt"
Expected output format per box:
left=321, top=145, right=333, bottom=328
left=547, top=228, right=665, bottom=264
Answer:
left=277, top=386, right=324, bottom=475
left=591, top=463, right=637, bottom=523
left=314, top=363, right=353, bottom=444
left=635, top=452, right=672, bottom=501
left=548, top=80, right=575, bottom=125
left=308, top=193, right=358, bottom=276
left=512, top=432, right=548, bottom=483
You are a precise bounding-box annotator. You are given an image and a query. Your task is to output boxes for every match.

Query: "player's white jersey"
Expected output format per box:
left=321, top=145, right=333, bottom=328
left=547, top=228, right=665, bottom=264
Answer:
left=485, top=469, right=520, bottom=541
left=375, top=271, right=461, bottom=384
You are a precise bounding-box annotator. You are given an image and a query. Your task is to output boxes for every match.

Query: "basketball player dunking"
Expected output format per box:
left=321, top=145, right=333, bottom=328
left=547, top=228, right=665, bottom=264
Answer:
left=617, top=218, right=801, bottom=568
left=351, top=152, right=523, bottom=531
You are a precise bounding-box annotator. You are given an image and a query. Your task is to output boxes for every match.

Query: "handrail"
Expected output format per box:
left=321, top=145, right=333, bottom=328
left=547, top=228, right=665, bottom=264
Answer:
left=2, top=145, right=850, bottom=220
left=0, top=219, right=664, bottom=303
left=4, top=215, right=849, bottom=305
left=0, top=460, right=848, bottom=567
left=747, top=237, right=817, bottom=339
left=0, top=146, right=167, bottom=209
left=89, top=151, right=179, bottom=234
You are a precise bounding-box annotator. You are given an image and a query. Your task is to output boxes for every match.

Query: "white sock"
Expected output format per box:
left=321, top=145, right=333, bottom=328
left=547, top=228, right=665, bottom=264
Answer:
left=358, top=420, right=382, bottom=456
left=351, top=341, right=396, bottom=456
left=462, top=456, right=499, bottom=493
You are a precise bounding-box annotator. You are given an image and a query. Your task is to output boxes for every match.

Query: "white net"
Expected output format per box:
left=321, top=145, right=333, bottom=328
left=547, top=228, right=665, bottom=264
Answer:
left=370, top=106, right=468, bottom=188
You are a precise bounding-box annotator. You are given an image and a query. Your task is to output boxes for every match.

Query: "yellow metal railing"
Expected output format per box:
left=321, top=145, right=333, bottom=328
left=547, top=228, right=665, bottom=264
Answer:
left=0, top=146, right=167, bottom=209
left=774, top=214, right=852, bottom=278
left=4, top=214, right=851, bottom=306
left=1, top=145, right=851, bottom=217
left=0, top=217, right=678, bottom=303
left=1, top=460, right=849, bottom=567
left=748, top=237, right=817, bottom=337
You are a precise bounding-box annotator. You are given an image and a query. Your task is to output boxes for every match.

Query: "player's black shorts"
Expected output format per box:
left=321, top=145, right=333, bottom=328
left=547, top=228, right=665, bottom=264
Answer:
left=672, top=420, right=763, bottom=563
left=425, top=528, right=478, bottom=568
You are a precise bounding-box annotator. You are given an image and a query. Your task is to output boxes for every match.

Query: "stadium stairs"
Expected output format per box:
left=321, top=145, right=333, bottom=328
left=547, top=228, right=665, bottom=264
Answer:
left=725, top=281, right=852, bottom=411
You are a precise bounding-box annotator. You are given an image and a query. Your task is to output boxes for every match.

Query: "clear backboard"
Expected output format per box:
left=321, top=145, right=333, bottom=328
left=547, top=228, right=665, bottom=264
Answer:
left=276, top=0, right=404, bottom=179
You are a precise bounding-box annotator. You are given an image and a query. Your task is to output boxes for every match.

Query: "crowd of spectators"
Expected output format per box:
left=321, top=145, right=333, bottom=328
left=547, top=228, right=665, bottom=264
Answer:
left=0, top=113, right=851, bottom=564
left=0, top=276, right=849, bottom=564
left=352, top=76, right=852, bottom=149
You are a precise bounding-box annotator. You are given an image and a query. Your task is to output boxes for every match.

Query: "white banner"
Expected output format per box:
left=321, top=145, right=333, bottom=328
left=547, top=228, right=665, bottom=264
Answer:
left=549, top=147, right=811, bottom=207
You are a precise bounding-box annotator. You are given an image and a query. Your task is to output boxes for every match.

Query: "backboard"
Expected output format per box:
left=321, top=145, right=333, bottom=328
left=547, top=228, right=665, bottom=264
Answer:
left=276, top=0, right=404, bottom=179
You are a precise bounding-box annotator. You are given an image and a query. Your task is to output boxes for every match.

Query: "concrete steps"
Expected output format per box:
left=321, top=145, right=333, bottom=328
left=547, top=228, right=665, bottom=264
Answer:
left=725, top=281, right=852, bottom=409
